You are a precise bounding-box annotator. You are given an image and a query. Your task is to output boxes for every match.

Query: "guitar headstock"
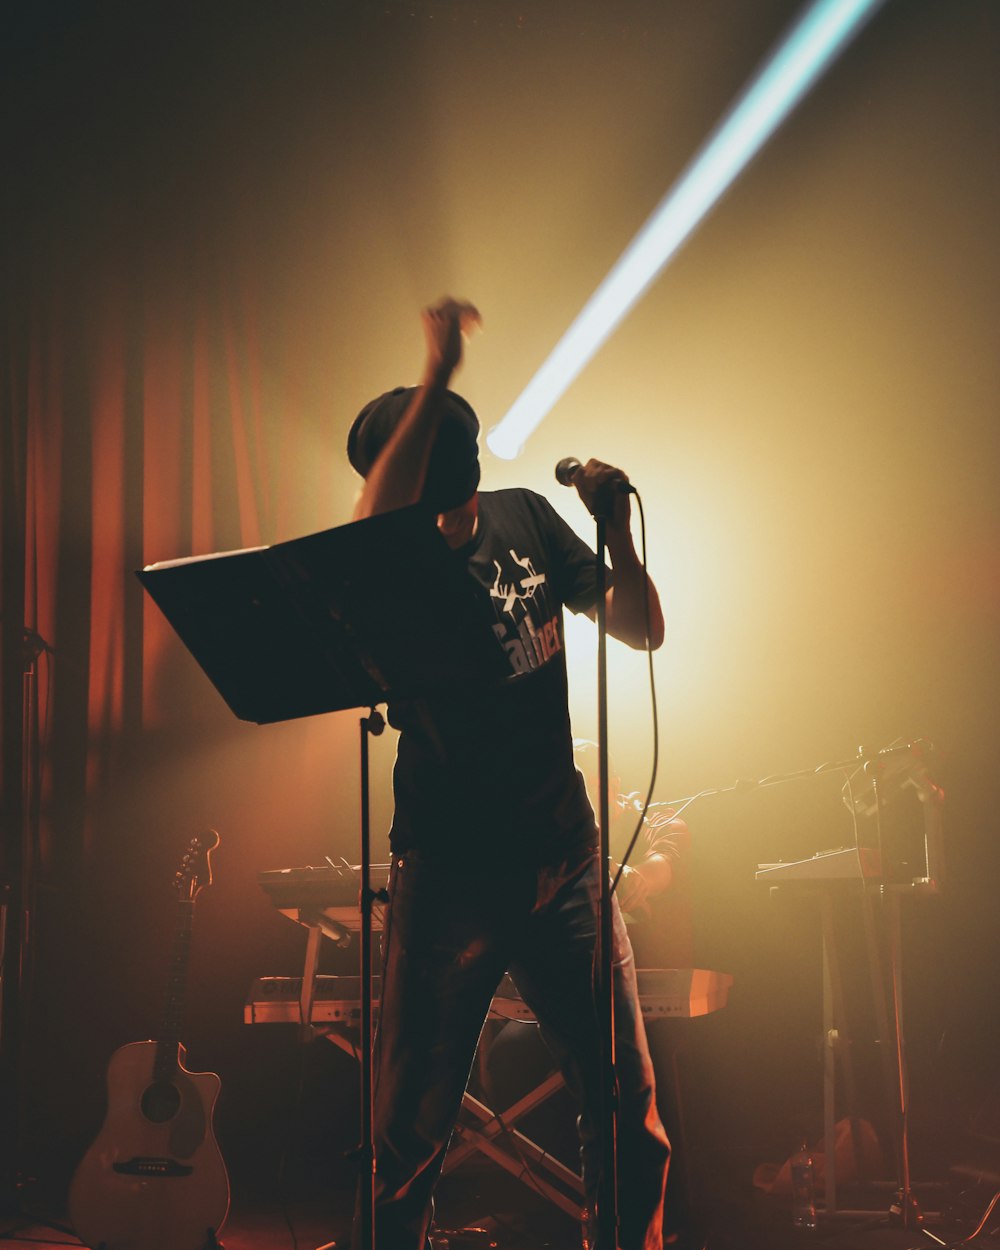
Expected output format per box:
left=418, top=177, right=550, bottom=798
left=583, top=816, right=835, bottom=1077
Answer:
left=175, top=829, right=220, bottom=901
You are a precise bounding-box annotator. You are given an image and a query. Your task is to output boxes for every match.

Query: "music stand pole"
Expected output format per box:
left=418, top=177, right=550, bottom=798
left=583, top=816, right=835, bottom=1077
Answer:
left=594, top=512, right=620, bottom=1250
left=358, top=707, right=384, bottom=1250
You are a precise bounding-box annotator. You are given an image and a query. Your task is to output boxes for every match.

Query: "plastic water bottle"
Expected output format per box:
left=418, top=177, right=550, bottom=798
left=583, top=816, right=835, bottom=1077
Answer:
left=790, top=1139, right=818, bottom=1230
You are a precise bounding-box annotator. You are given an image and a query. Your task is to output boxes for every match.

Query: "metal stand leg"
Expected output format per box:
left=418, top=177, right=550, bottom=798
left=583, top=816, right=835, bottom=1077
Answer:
left=820, top=892, right=867, bottom=1216
left=884, top=888, right=922, bottom=1228
left=817, top=882, right=925, bottom=1227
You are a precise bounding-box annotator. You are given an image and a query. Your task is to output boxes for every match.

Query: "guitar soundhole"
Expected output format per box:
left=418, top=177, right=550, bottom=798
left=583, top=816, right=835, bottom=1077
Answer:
left=141, top=1080, right=182, bottom=1123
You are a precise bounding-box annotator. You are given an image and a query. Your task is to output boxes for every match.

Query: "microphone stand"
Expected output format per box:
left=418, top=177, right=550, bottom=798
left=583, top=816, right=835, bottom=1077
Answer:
left=592, top=506, right=620, bottom=1250
left=557, top=460, right=639, bottom=1250
left=136, top=506, right=512, bottom=1250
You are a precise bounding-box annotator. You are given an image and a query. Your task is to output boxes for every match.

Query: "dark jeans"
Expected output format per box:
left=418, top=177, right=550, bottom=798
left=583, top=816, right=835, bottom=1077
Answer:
left=363, top=847, right=669, bottom=1249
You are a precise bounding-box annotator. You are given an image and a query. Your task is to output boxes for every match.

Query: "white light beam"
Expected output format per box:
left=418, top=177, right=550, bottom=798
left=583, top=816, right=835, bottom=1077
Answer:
left=486, top=0, right=886, bottom=460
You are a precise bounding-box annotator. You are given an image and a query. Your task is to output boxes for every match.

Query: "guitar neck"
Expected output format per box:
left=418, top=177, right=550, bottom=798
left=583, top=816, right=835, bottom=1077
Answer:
left=154, top=898, right=195, bottom=1081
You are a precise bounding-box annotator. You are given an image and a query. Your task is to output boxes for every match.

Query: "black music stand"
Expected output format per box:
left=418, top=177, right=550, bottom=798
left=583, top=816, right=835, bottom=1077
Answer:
left=137, top=505, right=510, bottom=1250
left=137, top=505, right=508, bottom=724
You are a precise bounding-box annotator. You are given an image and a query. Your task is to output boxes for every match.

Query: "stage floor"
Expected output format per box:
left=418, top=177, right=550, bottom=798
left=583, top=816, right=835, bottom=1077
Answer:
left=2, top=1179, right=996, bottom=1250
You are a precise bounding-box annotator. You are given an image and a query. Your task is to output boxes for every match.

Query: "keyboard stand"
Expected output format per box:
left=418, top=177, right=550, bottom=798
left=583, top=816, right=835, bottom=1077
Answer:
left=251, top=880, right=732, bottom=1228
left=446, top=1071, right=584, bottom=1217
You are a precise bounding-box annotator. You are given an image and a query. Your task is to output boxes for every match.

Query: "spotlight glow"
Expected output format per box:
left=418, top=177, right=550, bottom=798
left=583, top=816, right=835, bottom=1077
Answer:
left=487, top=0, right=886, bottom=460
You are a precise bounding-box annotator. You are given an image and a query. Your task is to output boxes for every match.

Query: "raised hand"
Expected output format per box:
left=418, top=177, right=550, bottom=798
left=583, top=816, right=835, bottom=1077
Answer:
left=421, top=297, right=482, bottom=383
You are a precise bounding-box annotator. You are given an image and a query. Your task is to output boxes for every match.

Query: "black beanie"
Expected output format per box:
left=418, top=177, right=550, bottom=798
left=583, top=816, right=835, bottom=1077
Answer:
left=347, top=386, right=481, bottom=513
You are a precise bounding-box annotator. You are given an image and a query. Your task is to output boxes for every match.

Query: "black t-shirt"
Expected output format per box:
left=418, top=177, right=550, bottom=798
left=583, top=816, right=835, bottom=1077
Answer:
left=386, top=488, right=603, bottom=867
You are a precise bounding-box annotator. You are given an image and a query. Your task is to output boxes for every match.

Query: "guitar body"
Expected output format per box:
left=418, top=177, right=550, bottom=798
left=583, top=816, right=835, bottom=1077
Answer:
left=69, top=1040, right=230, bottom=1250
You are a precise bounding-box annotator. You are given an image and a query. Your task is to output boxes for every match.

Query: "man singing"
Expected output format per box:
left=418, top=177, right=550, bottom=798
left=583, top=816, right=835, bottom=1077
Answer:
left=347, top=296, right=668, bottom=1249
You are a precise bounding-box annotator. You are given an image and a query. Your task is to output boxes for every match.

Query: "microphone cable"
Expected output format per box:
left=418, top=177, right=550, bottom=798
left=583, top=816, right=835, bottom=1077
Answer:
left=609, top=485, right=659, bottom=897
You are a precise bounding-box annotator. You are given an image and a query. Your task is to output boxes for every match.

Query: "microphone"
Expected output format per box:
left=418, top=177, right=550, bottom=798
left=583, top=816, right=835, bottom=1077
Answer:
left=555, top=456, right=636, bottom=493
left=554, top=456, right=582, bottom=486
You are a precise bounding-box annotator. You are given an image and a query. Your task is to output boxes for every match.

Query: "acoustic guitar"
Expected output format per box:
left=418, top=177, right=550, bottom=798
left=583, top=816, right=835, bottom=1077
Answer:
left=69, top=830, right=230, bottom=1250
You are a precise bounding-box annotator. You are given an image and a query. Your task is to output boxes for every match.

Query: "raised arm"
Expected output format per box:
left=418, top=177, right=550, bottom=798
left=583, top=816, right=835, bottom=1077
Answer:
left=573, top=459, right=665, bottom=651
left=352, top=299, right=481, bottom=521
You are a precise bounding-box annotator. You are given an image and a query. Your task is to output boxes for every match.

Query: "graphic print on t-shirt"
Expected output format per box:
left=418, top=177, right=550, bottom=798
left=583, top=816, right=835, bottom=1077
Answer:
left=488, top=547, right=562, bottom=676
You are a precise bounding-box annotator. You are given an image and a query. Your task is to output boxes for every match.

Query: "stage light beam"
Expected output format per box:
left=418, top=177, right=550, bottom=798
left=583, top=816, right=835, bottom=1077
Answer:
left=486, top=0, right=886, bottom=460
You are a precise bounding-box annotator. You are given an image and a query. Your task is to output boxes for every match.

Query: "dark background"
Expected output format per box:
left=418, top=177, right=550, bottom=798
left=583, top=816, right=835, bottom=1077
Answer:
left=2, top=0, right=997, bottom=1234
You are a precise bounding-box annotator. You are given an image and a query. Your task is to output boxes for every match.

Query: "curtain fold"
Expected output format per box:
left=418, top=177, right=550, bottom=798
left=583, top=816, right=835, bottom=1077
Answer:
left=6, top=243, right=297, bottom=873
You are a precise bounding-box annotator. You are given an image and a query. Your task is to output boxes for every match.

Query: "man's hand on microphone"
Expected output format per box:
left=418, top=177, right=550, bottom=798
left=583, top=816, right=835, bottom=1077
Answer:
left=572, top=458, right=632, bottom=528
left=565, top=456, right=664, bottom=650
